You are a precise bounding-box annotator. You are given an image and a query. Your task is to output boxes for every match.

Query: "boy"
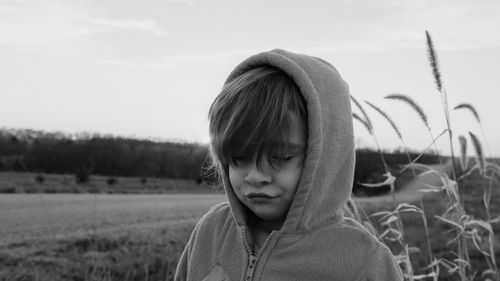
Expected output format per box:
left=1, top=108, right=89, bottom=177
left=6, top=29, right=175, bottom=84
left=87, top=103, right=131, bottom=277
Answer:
left=175, top=49, right=403, bottom=281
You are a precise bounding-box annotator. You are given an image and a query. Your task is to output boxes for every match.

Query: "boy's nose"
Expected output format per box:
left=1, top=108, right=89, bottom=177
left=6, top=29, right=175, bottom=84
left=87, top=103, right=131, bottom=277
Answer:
left=244, top=162, right=272, bottom=188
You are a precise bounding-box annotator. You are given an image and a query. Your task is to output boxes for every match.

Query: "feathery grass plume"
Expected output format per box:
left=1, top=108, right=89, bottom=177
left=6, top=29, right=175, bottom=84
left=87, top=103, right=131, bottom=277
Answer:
left=469, top=132, right=485, bottom=176
left=352, top=113, right=373, bottom=134
left=426, top=30, right=442, bottom=92
left=364, top=100, right=402, bottom=140
left=454, top=103, right=481, bottom=123
left=384, top=93, right=429, bottom=128
left=351, top=95, right=373, bottom=130
left=458, top=135, right=468, bottom=171
left=385, top=93, right=445, bottom=165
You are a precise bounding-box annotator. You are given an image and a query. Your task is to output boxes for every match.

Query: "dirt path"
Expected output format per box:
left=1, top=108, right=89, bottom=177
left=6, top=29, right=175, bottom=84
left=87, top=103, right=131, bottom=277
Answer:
left=354, top=162, right=451, bottom=208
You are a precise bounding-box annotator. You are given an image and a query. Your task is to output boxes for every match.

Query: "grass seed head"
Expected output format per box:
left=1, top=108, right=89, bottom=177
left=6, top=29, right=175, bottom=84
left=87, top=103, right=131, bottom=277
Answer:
left=385, top=93, right=429, bottom=128
left=425, top=30, right=443, bottom=92
left=365, top=100, right=403, bottom=140
left=458, top=135, right=468, bottom=171
left=352, top=113, right=373, bottom=134
left=454, top=103, right=481, bottom=123
left=469, top=132, right=485, bottom=176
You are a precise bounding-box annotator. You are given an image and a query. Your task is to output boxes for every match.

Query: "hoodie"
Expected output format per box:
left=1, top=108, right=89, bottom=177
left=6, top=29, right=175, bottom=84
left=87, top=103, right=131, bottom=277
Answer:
left=174, top=49, right=404, bottom=281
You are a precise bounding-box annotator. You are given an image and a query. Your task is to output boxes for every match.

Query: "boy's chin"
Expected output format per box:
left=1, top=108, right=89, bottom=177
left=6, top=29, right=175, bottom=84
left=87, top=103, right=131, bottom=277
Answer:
left=251, top=210, right=286, bottom=225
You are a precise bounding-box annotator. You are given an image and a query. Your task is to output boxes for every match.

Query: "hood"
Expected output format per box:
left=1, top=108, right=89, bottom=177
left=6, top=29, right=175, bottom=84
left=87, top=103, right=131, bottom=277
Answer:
left=221, top=49, right=355, bottom=233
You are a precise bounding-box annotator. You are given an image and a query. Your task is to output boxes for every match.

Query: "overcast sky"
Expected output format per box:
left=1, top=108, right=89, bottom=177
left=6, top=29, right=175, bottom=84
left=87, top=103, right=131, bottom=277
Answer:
left=1, top=0, right=500, bottom=157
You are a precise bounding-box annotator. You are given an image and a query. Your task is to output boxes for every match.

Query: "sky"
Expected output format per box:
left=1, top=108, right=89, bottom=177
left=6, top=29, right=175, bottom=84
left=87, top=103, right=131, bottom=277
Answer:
left=1, top=0, right=500, bottom=157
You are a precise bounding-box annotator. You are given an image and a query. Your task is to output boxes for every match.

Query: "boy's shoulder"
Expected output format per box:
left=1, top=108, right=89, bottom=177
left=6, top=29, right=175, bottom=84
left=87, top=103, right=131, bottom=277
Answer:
left=304, top=216, right=389, bottom=256
left=337, top=217, right=379, bottom=239
left=201, top=201, right=232, bottom=221
left=273, top=217, right=401, bottom=280
left=194, top=201, right=236, bottom=234
left=335, top=217, right=385, bottom=248
left=334, top=218, right=403, bottom=279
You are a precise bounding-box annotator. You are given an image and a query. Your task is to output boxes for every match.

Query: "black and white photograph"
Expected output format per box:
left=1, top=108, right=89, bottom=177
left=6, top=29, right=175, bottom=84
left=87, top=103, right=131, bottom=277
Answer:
left=1, top=0, right=499, bottom=280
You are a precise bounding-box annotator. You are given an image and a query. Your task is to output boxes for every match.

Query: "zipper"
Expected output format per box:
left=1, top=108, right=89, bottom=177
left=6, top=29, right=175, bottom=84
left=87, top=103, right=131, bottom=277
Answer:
left=240, top=227, right=275, bottom=281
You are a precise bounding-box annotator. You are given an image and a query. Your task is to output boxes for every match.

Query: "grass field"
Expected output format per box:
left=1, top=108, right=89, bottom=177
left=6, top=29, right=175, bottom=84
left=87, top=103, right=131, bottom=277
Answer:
left=0, top=193, right=225, bottom=281
left=0, top=169, right=499, bottom=280
left=0, top=193, right=226, bottom=246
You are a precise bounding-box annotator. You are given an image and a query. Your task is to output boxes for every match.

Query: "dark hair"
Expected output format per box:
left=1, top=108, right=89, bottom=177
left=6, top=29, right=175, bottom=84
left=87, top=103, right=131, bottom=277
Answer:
left=207, top=66, right=307, bottom=181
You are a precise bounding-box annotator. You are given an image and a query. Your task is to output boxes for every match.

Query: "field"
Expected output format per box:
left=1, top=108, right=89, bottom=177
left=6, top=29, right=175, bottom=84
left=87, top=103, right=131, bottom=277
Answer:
left=0, top=193, right=225, bottom=281
left=0, top=193, right=226, bottom=246
left=0, top=168, right=499, bottom=281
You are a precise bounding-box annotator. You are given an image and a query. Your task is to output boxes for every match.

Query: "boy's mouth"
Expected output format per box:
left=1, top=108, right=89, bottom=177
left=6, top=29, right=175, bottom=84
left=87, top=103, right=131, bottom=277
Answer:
left=246, top=192, right=275, bottom=199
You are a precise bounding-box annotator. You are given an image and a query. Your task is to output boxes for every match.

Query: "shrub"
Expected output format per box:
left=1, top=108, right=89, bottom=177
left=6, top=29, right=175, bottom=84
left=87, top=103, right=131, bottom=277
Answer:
left=195, top=175, right=203, bottom=185
left=0, top=186, right=16, bottom=193
left=107, top=177, right=117, bottom=186
left=75, top=168, right=91, bottom=184
left=34, top=173, right=45, bottom=184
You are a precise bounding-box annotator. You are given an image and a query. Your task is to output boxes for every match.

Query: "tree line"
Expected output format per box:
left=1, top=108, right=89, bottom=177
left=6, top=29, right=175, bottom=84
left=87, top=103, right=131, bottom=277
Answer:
left=0, top=129, right=208, bottom=182
left=0, top=129, right=440, bottom=190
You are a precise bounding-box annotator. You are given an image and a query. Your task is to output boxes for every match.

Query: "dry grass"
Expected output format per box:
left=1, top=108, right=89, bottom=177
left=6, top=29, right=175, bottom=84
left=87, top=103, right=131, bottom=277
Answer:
left=348, top=30, right=500, bottom=281
left=356, top=167, right=500, bottom=280
left=1, top=222, right=194, bottom=281
left=0, top=194, right=226, bottom=281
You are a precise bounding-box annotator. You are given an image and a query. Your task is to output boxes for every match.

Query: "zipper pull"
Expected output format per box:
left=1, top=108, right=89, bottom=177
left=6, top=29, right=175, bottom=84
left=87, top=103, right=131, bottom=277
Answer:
left=249, top=255, right=257, bottom=269
left=245, top=255, right=258, bottom=281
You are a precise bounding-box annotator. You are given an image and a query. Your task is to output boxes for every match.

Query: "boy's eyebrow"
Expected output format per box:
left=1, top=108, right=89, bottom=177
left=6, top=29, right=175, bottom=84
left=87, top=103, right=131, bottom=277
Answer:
left=230, top=142, right=306, bottom=154
left=288, top=143, right=306, bottom=153
left=286, top=143, right=306, bottom=149
left=270, top=142, right=306, bottom=153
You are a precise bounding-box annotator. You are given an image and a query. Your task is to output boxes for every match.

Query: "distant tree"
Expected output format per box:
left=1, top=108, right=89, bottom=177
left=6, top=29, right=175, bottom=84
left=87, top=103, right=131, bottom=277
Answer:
left=107, top=177, right=117, bottom=186
left=34, top=174, right=45, bottom=184
left=75, top=163, right=93, bottom=184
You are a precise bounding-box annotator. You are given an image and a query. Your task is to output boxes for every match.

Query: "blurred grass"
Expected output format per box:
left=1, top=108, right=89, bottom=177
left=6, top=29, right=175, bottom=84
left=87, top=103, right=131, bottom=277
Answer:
left=0, top=223, right=194, bottom=281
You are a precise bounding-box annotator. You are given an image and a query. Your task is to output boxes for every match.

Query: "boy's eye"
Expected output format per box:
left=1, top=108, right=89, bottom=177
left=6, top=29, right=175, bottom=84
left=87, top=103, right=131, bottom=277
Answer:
left=270, top=155, right=294, bottom=162
left=233, top=156, right=251, bottom=164
left=272, top=156, right=293, bottom=160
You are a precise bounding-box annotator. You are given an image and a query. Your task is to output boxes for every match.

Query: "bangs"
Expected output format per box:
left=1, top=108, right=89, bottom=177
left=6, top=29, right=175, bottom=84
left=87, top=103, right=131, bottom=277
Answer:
left=209, top=66, right=307, bottom=170
left=225, top=115, right=294, bottom=169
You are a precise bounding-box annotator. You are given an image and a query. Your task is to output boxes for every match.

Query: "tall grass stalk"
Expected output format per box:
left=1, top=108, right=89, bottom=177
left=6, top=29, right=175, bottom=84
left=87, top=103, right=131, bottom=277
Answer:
left=426, top=30, right=472, bottom=280
left=425, top=31, right=457, bottom=181
left=454, top=103, right=492, bottom=163
left=469, top=131, right=499, bottom=279
left=351, top=96, right=390, bottom=174
left=364, top=100, right=416, bottom=175
left=352, top=97, right=421, bottom=277
left=455, top=103, right=499, bottom=279
left=365, top=99, right=435, bottom=271
left=349, top=32, right=498, bottom=280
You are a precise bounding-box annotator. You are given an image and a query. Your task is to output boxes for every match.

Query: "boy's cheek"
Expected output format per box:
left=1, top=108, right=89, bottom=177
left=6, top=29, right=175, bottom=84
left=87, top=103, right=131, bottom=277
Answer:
left=228, top=167, right=244, bottom=195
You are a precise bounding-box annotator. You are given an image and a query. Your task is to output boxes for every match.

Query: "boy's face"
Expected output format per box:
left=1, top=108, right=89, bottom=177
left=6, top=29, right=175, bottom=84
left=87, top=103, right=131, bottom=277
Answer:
left=228, top=112, right=306, bottom=226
